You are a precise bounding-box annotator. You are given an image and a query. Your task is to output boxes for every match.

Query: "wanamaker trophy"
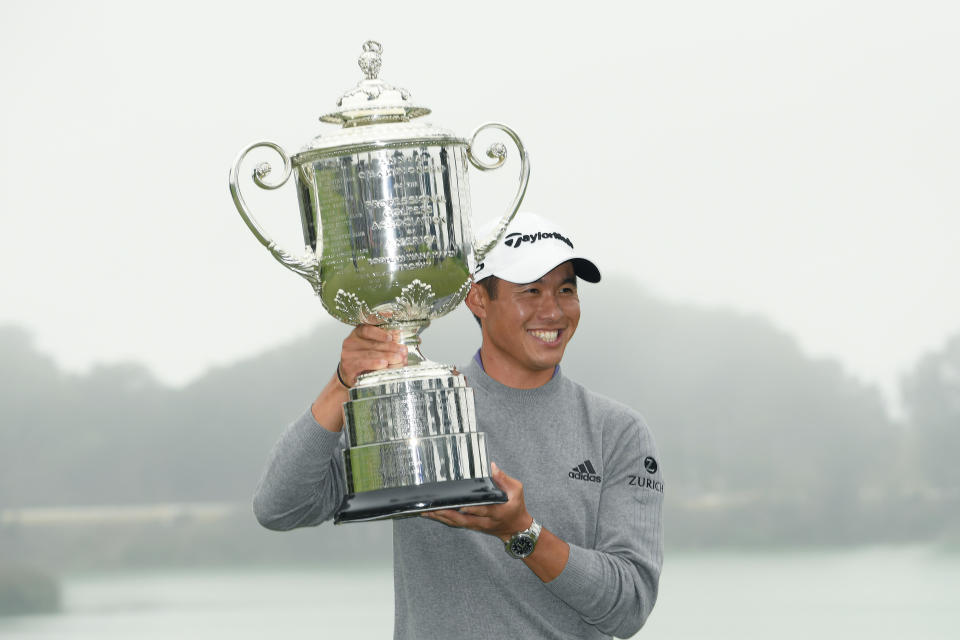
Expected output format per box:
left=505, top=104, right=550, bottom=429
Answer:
left=229, top=41, right=530, bottom=523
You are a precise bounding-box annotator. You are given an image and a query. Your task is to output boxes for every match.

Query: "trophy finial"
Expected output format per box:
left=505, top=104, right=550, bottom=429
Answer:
left=359, top=40, right=383, bottom=80
left=323, top=40, right=430, bottom=126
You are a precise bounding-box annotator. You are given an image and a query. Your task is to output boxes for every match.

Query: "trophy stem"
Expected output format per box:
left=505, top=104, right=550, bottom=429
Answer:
left=354, top=321, right=456, bottom=387
left=398, top=324, right=427, bottom=367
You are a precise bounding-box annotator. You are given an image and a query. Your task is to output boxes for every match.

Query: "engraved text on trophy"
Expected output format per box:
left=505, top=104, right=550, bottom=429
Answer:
left=297, top=146, right=474, bottom=325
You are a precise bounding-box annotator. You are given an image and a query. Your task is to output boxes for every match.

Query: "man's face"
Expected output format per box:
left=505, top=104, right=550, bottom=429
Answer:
left=479, top=262, right=581, bottom=378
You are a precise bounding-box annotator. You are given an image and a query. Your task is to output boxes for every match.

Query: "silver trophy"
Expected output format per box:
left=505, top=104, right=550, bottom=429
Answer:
left=229, top=41, right=529, bottom=523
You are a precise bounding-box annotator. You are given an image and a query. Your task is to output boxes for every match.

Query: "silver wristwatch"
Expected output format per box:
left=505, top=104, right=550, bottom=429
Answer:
left=505, top=519, right=541, bottom=559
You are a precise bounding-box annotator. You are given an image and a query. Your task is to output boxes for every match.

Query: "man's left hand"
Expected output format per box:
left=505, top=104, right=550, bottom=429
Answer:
left=422, top=462, right=531, bottom=541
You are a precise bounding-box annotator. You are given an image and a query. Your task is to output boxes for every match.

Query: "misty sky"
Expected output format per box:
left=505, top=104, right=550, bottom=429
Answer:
left=1, top=1, right=958, bottom=411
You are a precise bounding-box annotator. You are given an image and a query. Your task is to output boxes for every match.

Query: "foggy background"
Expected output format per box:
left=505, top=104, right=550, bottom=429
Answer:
left=1, top=0, right=958, bottom=638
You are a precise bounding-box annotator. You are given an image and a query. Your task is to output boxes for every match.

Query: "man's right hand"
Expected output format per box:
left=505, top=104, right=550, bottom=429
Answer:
left=310, top=325, right=408, bottom=431
left=337, top=325, right=409, bottom=387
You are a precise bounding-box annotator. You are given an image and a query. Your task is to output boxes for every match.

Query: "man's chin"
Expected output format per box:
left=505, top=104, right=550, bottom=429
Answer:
left=529, top=347, right=566, bottom=371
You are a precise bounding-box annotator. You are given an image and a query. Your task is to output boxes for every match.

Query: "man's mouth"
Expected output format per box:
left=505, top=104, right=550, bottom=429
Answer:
left=527, top=329, right=561, bottom=344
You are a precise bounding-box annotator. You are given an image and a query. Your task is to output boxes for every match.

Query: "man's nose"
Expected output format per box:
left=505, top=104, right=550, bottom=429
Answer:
left=536, top=292, right=563, bottom=320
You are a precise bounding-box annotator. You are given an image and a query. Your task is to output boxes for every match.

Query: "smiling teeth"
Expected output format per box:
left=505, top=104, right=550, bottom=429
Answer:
left=529, top=330, right=559, bottom=342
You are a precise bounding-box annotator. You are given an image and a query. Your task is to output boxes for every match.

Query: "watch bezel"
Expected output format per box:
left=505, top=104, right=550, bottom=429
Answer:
left=508, top=533, right=536, bottom=558
left=505, top=519, right=541, bottom=559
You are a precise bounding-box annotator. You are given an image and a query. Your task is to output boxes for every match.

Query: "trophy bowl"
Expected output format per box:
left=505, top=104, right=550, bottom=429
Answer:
left=229, top=41, right=530, bottom=522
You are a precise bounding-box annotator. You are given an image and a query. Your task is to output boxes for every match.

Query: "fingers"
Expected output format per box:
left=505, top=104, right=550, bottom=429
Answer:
left=456, top=504, right=493, bottom=517
left=422, top=509, right=493, bottom=530
left=339, top=325, right=409, bottom=384
left=419, top=464, right=530, bottom=540
left=353, top=324, right=396, bottom=343
left=421, top=509, right=458, bottom=526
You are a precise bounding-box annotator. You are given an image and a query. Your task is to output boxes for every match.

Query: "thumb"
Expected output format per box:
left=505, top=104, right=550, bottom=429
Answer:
left=490, top=461, right=510, bottom=490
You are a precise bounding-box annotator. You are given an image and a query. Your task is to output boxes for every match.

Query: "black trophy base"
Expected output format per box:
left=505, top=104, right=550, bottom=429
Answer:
left=334, top=478, right=507, bottom=524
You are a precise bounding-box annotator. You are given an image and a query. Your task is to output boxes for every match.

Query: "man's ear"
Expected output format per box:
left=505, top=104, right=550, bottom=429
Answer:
left=464, top=283, right=487, bottom=320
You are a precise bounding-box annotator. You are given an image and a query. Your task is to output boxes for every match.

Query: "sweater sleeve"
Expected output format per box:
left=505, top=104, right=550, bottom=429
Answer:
left=252, top=408, right=346, bottom=530
left=544, top=416, right=664, bottom=638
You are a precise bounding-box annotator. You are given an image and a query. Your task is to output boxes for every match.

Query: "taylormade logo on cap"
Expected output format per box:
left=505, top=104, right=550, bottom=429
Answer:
left=503, top=230, right=574, bottom=250
left=472, top=212, right=601, bottom=284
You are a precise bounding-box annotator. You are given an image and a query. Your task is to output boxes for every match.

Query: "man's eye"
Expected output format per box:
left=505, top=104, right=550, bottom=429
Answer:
left=525, top=288, right=540, bottom=294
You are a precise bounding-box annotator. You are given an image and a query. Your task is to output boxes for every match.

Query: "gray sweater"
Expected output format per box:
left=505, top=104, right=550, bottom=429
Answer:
left=253, top=359, right=663, bottom=639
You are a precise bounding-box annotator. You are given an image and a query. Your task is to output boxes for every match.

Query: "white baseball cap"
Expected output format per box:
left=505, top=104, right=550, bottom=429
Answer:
left=472, top=212, right=601, bottom=284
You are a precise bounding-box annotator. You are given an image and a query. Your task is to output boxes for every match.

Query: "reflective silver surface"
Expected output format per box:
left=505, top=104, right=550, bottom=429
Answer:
left=349, top=371, right=466, bottom=400
left=345, top=387, right=477, bottom=446
left=229, top=41, right=526, bottom=519
left=301, top=144, right=474, bottom=327
left=228, top=42, right=530, bottom=343
left=343, top=432, right=490, bottom=493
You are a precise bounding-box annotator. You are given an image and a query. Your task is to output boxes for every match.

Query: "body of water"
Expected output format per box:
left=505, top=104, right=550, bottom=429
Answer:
left=0, top=547, right=956, bottom=639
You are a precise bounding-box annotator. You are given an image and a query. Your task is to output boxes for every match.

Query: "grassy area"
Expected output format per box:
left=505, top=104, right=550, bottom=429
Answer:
left=0, top=565, right=60, bottom=616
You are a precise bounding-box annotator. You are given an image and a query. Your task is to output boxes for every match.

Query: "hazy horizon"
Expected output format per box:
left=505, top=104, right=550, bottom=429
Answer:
left=2, top=1, right=958, bottom=416
left=1, top=278, right=948, bottom=420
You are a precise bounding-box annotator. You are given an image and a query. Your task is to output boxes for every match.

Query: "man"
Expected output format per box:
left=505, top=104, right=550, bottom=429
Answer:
left=253, top=212, right=663, bottom=639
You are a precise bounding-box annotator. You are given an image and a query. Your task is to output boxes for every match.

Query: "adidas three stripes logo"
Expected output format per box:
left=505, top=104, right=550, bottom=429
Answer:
left=568, top=459, right=601, bottom=483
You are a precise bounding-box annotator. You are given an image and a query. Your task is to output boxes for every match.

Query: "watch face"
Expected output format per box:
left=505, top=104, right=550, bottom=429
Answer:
left=510, top=534, right=535, bottom=558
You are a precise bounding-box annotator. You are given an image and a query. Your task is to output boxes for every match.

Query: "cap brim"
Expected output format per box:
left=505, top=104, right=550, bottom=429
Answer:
left=493, top=255, right=601, bottom=284
left=571, top=258, right=601, bottom=283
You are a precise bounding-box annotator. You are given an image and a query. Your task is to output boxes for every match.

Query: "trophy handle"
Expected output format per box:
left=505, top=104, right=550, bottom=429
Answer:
left=467, top=123, right=531, bottom=264
left=229, top=141, right=321, bottom=289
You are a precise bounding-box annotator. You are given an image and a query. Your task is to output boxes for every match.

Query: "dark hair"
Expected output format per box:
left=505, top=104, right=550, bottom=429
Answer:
left=472, top=277, right=499, bottom=327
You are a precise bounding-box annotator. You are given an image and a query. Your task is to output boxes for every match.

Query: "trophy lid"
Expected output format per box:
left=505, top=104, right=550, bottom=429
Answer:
left=321, top=40, right=430, bottom=127
left=295, top=40, right=463, bottom=159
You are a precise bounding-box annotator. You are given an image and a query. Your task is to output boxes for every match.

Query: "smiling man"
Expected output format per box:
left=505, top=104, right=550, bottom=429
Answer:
left=253, top=212, right=664, bottom=639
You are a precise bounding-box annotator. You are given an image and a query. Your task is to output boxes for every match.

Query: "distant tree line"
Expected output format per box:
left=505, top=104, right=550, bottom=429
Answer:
left=1, top=278, right=957, bottom=550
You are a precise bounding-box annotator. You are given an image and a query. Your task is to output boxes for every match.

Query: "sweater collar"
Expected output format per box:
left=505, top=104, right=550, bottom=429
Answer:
left=464, top=351, right=565, bottom=401
left=472, top=349, right=559, bottom=379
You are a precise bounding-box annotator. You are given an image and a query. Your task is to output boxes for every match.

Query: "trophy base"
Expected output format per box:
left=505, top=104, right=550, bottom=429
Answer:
left=353, top=359, right=455, bottom=390
left=334, top=478, right=507, bottom=524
